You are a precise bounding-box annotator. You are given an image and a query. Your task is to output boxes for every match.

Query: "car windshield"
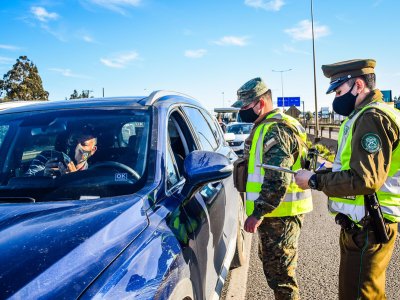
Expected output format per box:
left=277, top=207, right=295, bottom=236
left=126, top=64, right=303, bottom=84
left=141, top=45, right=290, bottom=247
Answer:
left=0, top=108, right=151, bottom=202
left=226, top=124, right=253, bottom=134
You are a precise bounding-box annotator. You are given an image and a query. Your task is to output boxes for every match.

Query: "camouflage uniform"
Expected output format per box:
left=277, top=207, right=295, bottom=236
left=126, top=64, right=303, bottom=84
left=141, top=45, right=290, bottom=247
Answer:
left=243, top=112, right=304, bottom=300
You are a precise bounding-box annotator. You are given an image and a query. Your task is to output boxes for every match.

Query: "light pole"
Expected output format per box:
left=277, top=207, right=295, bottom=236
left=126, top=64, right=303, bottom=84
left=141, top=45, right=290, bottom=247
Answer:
left=272, top=69, right=292, bottom=111
left=222, top=92, right=225, bottom=107
left=311, top=0, right=319, bottom=141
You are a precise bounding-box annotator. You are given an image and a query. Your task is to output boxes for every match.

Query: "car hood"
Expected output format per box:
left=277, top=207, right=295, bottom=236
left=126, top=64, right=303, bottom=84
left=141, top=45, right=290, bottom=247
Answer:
left=233, top=134, right=249, bottom=141
left=0, top=195, right=149, bottom=299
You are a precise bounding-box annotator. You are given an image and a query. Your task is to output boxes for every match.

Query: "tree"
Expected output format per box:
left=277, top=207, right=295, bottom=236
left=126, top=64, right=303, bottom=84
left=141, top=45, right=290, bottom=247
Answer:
left=69, top=89, right=79, bottom=99
left=0, top=55, right=49, bottom=101
left=69, top=89, right=93, bottom=100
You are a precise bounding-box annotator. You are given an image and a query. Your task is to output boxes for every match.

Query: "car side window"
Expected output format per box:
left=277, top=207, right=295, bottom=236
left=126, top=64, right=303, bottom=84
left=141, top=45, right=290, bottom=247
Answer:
left=167, top=110, right=197, bottom=182
left=200, top=110, right=223, bottom=147
left=183, top=107, right=218, bottom=151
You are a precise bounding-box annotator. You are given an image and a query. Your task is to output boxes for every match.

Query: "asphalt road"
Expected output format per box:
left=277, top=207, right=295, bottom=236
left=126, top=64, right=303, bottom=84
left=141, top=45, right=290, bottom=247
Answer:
left=242, top=190, right=400, bottom=300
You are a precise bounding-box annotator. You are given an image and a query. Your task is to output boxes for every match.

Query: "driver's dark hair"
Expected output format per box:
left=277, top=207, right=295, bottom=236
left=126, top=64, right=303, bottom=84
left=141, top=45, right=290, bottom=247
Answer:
left=67, top=124, right=97, bottom=147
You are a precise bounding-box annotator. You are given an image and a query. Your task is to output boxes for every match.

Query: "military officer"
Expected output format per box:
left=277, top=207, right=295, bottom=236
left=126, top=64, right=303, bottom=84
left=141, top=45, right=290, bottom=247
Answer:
left=295, top=59, right=400, bottom=299
left=233, top=77, right=313, bottom=300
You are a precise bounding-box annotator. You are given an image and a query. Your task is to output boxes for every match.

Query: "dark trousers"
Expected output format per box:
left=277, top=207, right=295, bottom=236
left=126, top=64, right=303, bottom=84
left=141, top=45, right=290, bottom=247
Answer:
left=339, top=222, right=398, bottom=300
left=257, top=214, right=304, bottom=300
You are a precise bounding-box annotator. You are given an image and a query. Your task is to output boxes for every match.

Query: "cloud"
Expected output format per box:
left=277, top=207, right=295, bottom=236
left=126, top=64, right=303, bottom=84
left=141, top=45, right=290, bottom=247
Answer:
left=244, top=0, right=284, bottom=11
left=31, top=6, right=59, bottom=22
left=283, top=44, right=310, bottom=55
left=86, top=0, right=141, bottom=14
left=49, top=68, right=91, bottom=79
left=0, top=44, right=20, bottom=51
left=0, top=56, right=14, bottom=64
left=284, top=20, right=330, bottom=41
left=184, top=49, right=207, bottom=58
left=82, top=35, right=94, bottom=43
left=100, top=51, right=140, bottom=68
left=214, top=36, right=249, bottom=46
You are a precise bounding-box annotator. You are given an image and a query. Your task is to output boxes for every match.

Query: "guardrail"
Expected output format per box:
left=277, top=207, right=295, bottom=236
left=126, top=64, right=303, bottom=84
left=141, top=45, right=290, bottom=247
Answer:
left=304, top=124, right=340, bottom=139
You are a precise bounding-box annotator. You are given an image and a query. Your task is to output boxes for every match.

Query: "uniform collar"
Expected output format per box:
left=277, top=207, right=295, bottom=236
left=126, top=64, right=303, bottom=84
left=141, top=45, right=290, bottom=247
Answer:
left=349, top=89, right=382, bottom=118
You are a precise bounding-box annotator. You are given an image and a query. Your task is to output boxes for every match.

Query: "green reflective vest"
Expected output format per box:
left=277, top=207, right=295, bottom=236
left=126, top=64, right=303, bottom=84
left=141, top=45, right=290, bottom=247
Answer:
left=329, top=101, right=400, bottom=223
left=246, top=112, right=313, bottom=217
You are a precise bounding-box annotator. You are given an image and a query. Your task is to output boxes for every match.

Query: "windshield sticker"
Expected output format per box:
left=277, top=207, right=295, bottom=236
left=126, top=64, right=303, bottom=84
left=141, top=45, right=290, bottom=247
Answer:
left=115, top=173, right=128, bottom=181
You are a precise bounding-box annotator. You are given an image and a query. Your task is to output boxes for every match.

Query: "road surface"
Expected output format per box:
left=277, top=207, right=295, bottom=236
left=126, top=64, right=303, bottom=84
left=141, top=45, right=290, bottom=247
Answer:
left=244, top=190, right=400, bottom=299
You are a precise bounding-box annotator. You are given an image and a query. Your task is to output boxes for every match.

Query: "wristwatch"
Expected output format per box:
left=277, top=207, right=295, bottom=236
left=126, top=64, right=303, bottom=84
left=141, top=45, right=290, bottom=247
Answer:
left=308, top=174, right=318, bottom=190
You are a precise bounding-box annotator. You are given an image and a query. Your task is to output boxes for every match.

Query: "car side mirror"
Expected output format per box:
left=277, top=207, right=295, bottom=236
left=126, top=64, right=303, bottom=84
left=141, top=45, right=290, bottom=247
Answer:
left=181, top=150, right=233, bottom=198
left=224, top=132, right=235, bottom=142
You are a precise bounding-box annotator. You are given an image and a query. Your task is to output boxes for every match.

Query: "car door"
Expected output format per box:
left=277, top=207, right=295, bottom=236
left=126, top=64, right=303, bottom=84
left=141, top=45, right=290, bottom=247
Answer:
left=181, top=106, right=234, bottom=299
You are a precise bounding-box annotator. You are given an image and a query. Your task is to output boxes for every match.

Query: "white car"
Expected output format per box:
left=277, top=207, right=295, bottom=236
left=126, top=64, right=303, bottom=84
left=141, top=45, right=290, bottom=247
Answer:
left=226, top=122, right=253, bottom=156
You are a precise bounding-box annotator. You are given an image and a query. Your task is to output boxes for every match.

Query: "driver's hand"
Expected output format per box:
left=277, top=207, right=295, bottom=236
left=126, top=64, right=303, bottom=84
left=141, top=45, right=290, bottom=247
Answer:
left=43, top=158, right=68, bottom=177
left=66, top=161, right=77, bottom=173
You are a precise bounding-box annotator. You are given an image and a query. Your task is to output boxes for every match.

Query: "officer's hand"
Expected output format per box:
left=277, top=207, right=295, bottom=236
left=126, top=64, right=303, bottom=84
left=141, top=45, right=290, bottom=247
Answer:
left=294, top=169, right=314, bottom=189
left=244, top=216, right=263, bottom=233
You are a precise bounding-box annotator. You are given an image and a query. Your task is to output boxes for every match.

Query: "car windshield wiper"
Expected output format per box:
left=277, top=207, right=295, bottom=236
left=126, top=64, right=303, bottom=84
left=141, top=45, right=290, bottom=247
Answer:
left=0, top=197, right=35, bottom=203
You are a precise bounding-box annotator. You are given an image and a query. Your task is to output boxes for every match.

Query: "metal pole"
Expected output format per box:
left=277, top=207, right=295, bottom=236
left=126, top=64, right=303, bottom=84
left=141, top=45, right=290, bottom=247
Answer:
left=222, top=92, right=225, bottom=107
left=102, top=87, right=104, bottom=97
left=302, top=101, right=305, bottom=125
left=311, top=0, right=319, bottom=141
left=272, top=69, right=292, bottom=111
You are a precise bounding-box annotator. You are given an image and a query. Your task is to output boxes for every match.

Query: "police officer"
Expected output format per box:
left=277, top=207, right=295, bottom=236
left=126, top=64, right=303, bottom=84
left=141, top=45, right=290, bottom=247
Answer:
left=295, top=59, right=400, bottom=299
left=233, top=77, right=313, bottom=300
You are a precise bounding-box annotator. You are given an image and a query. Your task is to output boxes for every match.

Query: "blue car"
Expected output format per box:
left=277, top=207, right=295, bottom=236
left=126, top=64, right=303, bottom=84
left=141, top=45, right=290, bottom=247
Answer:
left=0, top=91, right=246, bottom=300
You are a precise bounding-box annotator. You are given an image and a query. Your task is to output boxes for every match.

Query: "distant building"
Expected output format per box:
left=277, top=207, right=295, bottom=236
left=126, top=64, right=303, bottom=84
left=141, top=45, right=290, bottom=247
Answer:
left=285, top=106, right=301, bottom=118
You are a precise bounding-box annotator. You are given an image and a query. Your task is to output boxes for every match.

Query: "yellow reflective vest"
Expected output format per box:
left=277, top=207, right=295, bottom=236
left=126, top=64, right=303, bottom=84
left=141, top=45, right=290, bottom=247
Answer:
left=246, top=112, right=313, bottom=217
left=329, top=101, right=400, bottom=224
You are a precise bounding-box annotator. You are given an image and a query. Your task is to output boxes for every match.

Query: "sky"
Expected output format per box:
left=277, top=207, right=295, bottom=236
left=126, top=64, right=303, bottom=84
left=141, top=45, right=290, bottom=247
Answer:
left=1, top=0, right=399, bottom=112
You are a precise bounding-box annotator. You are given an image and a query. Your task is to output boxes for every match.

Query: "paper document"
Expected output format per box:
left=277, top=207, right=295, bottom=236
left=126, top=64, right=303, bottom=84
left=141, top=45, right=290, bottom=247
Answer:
left=256, top=164, right=297, bottom=174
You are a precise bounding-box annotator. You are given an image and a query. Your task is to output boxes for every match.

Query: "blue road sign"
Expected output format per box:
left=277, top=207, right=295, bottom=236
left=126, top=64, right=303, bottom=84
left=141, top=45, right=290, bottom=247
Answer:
left=277, top=97, right=301, bottom=107
left=381, top=90, right=392, bottom=102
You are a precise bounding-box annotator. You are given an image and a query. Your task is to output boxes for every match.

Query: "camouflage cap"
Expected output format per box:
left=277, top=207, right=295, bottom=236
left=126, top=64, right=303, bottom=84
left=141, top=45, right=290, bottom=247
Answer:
left=232, top=77, right=268, bottom=108
left=321, top=59, right=376, bottom=94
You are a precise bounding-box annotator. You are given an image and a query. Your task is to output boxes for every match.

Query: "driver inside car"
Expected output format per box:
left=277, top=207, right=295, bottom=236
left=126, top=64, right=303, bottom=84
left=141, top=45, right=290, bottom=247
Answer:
left=26, top=132, right=97, bottom=177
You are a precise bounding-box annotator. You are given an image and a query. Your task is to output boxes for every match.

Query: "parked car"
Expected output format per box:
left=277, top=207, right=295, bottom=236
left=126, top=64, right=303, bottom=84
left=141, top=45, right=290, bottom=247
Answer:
left=0, top=91, right=246, bottom=300
left=226, top=122, right=254, bottom=156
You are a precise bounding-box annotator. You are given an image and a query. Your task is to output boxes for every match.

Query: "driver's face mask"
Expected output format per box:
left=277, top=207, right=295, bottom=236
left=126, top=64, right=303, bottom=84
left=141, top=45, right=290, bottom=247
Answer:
left=75, top=143, right=93, bottom=164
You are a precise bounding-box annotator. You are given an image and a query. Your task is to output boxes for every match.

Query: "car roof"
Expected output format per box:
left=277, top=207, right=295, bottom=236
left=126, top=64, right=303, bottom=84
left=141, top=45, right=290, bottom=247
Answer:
left=0, top=101, right=44, bottom=111
left=0, top=90, right=203, bottom=114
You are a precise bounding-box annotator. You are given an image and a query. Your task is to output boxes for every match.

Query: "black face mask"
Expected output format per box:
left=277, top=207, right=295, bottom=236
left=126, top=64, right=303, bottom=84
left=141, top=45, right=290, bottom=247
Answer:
left=332, top=82, right=358, bottom=116
left=239, top=102, right=260, bottom=123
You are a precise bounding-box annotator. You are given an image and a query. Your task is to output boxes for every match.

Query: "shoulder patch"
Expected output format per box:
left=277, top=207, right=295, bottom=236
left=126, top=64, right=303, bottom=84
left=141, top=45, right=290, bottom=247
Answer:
left=361, top=133, right=382, bottom=154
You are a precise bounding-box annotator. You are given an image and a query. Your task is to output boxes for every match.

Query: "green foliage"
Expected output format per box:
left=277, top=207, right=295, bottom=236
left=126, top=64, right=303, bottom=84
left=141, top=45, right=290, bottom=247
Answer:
left=306, top=139, right=335, bottom=162
left=0, top=56, right=49, bottom=101
left=305, top=111, right=313, bottom=121
left=69, top=89, right=92, bottom=100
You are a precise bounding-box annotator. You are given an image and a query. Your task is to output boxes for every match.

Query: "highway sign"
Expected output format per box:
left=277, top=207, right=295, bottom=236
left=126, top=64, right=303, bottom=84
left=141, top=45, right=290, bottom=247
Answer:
left=277, top=97, right=301, bottom=107
left=382, top=90, right=392, bottom=102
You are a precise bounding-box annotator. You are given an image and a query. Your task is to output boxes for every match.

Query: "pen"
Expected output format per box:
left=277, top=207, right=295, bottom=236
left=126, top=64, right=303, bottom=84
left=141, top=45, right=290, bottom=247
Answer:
left=316, top=162, right=326, bottom=171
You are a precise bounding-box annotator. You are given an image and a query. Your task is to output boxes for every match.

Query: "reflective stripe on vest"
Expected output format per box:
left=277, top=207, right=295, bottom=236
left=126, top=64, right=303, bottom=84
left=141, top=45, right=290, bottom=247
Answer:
left=246, top=112, right=313, bottom=217
left=329, top=101, right=400, bottom=223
